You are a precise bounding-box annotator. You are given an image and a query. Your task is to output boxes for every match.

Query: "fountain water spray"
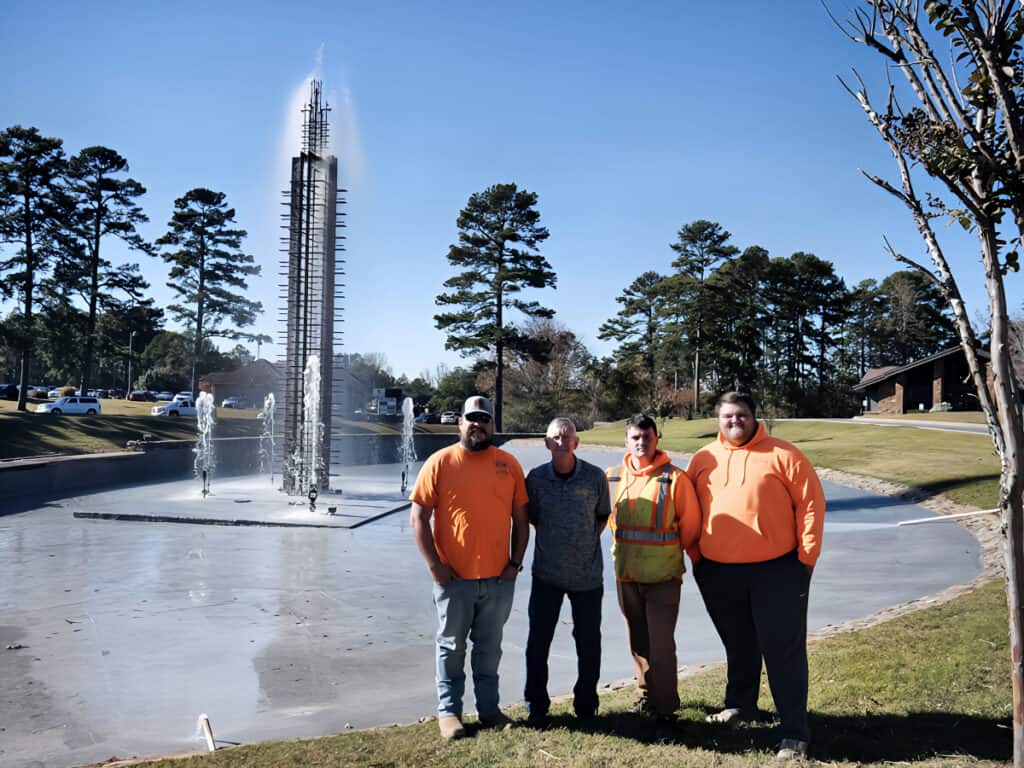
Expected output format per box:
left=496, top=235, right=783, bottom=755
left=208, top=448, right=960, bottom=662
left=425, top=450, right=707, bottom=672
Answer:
left=194, top=392, right=216, bottom=497
left=258, top=393, right=276, bottom=484
left=400, top=397, right=417, bottom=495
left=303, top=354, right=324, bottom=511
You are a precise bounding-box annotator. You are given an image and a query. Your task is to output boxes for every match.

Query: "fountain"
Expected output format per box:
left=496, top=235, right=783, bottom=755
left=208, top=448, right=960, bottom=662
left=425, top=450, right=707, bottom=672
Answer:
left=258, top=392, right=276, bottom=484
left=400, top=397, right=417, bottom=495
left=302, top=354, right=323, bottom=495
left=194, top=392, right=215, bottom=497
left=279, top=79, right=345, bottom=496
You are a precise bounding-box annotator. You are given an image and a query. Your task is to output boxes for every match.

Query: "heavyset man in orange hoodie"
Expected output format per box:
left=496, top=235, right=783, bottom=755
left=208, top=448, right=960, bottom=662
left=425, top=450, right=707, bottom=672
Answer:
left=606, top=413, right=700, bottom=724
left=687, top=392, right=825, bottom=761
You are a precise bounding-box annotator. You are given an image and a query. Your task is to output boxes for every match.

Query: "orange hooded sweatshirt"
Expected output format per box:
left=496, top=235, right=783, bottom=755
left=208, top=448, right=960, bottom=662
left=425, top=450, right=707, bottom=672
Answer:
left=686, top=423, right=825, bottom=567
left=608, top=449, right=701, bottom=582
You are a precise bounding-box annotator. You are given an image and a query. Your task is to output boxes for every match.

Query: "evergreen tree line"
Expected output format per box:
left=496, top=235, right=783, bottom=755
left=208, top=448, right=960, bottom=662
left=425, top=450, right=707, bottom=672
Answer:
left=432, top=186, right=961, bottom=431
left=597, top=220, right=959, bottom=420
left=0, top=125, right=265, bottom=409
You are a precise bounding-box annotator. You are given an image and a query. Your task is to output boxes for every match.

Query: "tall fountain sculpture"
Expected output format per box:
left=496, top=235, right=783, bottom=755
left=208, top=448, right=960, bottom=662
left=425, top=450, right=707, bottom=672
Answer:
left=279, top=79, right=347, bottom=495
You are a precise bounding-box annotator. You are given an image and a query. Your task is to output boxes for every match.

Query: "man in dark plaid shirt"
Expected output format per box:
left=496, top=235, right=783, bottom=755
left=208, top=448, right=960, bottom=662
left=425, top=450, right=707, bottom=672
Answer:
left=522, top=417, right=611, bottom=728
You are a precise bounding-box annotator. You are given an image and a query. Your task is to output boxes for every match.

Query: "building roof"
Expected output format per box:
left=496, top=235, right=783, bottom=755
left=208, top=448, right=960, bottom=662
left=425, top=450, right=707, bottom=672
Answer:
left=852, top=346, right=990, bottom=391
left=200, top=359, right=282, bottom=388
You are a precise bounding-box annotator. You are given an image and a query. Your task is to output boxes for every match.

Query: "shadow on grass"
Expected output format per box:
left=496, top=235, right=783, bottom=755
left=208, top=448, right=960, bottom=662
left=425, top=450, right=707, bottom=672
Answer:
left=915, top=474, right=1001, bottom=500
left=820, top=475, right=1000, bottom=513
left=533, top=707, right=1009, bottom=762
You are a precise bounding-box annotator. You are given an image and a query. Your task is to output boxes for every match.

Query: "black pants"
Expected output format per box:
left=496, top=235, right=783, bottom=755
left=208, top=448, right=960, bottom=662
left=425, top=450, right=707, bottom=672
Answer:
left=524, top=577, right=603, bottom=718
left=695, top=551, right=811, bottom=742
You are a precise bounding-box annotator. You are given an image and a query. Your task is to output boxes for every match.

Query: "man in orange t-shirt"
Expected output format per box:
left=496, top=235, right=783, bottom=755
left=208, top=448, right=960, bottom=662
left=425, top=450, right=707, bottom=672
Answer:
left=410, top=395, right=529, bottom=741
left=687, top=391, right=825, bottom=761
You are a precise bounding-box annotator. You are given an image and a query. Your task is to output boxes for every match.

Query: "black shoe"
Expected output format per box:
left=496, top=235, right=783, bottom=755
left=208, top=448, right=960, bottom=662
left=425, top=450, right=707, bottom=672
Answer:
left=525, top=711, right=550, bottom=729
left=630, top=696, right=651, bottom=714
left=654, top=714, right=676, bottom=743
left=478, top=711, right=513, bottom=730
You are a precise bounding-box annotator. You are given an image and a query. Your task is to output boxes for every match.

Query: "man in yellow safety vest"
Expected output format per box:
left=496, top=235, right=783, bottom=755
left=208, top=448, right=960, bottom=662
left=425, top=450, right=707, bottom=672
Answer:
left=606, top=413, right=701, bottom=730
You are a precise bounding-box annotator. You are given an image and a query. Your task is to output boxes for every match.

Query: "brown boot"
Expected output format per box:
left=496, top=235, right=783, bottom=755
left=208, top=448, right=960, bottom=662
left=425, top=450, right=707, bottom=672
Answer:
left=438, top=715, right=466, bottom=740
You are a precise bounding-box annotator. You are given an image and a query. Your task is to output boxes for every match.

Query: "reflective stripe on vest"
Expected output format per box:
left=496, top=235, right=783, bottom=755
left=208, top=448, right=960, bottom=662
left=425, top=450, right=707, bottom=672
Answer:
left=614, top=528, right=679, bottom=544
left=654, top=467, right=671, bottom=529
left=607, top=463, right=684, bottom=581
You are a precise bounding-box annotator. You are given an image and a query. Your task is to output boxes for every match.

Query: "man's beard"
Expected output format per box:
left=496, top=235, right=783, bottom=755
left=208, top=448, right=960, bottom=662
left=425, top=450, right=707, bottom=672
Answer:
left=461, top=432, right=492, bottom=452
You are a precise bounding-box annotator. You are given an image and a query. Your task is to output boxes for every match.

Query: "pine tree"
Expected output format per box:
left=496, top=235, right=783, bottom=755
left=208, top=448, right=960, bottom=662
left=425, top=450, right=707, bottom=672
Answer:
left=0, top=126, right=66, bottom=410
left=434, top=183, right=555, bottom=431
left=155, top=188, right=261, bottom=392
left=668, top=220, right=739, bottom=410
left=61, top=146, right=152, bottom=393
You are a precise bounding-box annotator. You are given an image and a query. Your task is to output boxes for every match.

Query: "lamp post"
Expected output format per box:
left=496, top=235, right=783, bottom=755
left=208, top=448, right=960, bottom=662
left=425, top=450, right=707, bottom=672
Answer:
left=126, top=330, right=136, bottom=397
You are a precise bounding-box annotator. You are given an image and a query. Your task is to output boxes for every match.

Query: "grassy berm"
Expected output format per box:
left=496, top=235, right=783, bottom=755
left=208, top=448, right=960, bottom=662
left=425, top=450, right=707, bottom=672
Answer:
left=117, top=581, right=1010, bottom=767
left=0, top=399, right=455, bottom=460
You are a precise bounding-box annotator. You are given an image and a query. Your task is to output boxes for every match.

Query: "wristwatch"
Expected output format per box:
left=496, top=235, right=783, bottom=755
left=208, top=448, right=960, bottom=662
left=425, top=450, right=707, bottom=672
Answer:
left=508, top=559, right=523, bottom=573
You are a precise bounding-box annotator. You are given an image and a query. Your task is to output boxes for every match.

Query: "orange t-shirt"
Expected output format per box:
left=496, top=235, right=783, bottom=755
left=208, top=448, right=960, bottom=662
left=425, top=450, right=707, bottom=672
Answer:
left=410, top=443, right=529, bottom=579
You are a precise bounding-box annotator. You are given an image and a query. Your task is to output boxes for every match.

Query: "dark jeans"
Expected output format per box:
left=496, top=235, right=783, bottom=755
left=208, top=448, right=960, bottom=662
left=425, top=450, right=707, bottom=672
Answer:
left=524, top=577, right=603, bottom=717
left=695, top=551, right=812, bottom=742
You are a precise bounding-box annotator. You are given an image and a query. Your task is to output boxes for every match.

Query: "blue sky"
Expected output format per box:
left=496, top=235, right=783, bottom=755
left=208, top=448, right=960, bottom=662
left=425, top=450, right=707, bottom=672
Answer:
left=3, top=1, right=1017, bottom=380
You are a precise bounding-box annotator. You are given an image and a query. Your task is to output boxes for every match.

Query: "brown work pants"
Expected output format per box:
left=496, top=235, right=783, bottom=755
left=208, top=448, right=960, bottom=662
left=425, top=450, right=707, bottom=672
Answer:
left=616, top=578, right=681, bottom=716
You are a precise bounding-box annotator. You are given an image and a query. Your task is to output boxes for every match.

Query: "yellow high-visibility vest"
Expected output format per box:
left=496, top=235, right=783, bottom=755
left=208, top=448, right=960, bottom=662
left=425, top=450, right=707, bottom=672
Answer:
left=606, top=464, right=685, bottom=582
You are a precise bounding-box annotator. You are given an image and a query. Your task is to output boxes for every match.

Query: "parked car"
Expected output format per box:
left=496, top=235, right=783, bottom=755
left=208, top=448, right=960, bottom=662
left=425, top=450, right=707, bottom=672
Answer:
left=440, top=411, right=459, bottom=424
left=36, top=396, right=101, bottom=415
left=108, top=388, right=125, bottom=399
left=47, top=388, right=62, bottom=398
left=0, top=383, right=18, bottom=400
left=151, top=399, right=196, bottom=417
left=221, top=396, right=252, bottom=409
left=127, top=390, right=152, bottom=402
left=153, top=391, right=174, bottom=402
left=173, top=391, right=192, bottom=402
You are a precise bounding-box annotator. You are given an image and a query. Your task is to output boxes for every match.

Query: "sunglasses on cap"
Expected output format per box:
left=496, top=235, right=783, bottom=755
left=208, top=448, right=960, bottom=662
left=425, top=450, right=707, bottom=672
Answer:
left=465, top=413, right=492, bottom=424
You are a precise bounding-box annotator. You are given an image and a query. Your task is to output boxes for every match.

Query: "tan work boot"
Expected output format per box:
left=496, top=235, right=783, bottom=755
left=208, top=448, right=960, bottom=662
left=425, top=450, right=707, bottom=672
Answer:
left=438, top=715, right=466, bottom=740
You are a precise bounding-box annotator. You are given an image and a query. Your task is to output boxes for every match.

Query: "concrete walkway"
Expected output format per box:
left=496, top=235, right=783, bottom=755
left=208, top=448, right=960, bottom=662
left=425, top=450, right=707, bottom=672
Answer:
left=796, top=416, right=990, bottom=435
left=0, top=443, right=981, bottom=768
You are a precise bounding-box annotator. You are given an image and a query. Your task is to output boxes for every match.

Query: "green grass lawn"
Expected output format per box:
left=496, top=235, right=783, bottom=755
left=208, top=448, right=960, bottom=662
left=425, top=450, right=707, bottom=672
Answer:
left=582, top=418, right=1000, bottom=510
left=0, top=399, right=457, bottom=459
left=128, top=581, right=1011, bottom=768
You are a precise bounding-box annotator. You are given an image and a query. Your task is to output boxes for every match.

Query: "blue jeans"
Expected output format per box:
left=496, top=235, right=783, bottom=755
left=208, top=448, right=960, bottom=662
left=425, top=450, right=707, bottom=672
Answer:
left=432, top=577, right=516, bottom=719
left=524, top=577, right=603, bottom=718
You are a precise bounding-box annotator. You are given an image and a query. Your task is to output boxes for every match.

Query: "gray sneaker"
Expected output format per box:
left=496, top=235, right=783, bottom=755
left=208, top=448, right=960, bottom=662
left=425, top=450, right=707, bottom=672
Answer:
left=776, top=738, right=808, bottom=760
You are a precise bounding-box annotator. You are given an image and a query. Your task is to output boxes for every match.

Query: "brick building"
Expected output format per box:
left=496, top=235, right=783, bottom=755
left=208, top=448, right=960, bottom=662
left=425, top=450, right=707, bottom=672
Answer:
left=852, top=346, right=989, bottom=414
